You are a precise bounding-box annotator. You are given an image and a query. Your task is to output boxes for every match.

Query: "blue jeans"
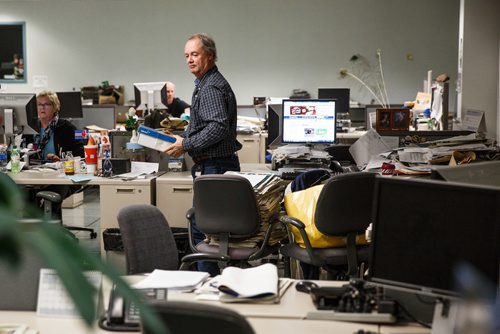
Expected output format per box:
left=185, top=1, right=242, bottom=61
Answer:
left=190, top=155, right=240, bottom=275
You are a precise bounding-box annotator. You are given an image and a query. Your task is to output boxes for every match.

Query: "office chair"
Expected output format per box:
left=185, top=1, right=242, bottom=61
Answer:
left=279, top=172, right=377, bottom=279
left=182, top=174, right=284, bottom=270
left=36, top=190, right=97, bottom=239
left=141, top=300, right=255, bottom=334
left=117, top=204, right=222, bottom=274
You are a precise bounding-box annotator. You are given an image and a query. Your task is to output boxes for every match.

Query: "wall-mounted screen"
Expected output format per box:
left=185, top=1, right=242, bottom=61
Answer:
left=0, top=22, right=26, bottom=83
left=281, top=99, right=337, bottom=144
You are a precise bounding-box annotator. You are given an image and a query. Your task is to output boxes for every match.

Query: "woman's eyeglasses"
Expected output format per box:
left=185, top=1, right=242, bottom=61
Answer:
left=37, top=103, right=52, bottom=108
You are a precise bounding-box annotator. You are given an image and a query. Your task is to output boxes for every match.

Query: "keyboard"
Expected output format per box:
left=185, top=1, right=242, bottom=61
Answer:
left=278, top=167, right=309, bottom=180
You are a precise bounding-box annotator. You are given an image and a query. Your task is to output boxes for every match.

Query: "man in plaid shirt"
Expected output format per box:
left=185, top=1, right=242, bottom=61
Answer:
left=166, top=33, right=242, bottom=275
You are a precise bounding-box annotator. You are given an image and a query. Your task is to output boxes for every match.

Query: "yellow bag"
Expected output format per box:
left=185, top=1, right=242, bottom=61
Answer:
left=283, top=184, right=368, bottom=249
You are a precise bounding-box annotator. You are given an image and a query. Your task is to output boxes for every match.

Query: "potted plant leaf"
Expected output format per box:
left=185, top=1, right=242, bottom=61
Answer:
left=0, top=173, right=167, bottom=333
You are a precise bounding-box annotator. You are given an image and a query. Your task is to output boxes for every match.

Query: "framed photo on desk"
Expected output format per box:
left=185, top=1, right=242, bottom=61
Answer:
left=376, top=108, right=410, bottom=132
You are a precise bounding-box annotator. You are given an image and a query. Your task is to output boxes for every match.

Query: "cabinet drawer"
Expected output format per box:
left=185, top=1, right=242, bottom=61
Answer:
left=100, top=184, right=152, bottom=229
left=156, top=183, right=193, bottom=228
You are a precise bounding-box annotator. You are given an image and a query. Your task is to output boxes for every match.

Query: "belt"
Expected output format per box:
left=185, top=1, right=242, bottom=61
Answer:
left=192, top=154, right=236, bottom=165
left=192, top=155, right=211, bottom=164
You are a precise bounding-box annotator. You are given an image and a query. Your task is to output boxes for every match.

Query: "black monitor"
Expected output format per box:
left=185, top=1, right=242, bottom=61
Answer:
left=267, top=104, right=282, bottom=148
left=281, top=99, right=337, bottom=144
left=368, top=177, right=500, bottom=299
left=0, top=93, right=38, bottom=138
left=318, top=88, right=350, bottom=115
left=134, top=82, right=168, bottom=113
left=57, top=91, right=83, bottom=119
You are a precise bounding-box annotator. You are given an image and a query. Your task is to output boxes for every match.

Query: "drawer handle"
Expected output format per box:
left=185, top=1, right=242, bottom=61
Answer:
left=243, top=139, right=255, bottom=142
left=172, top=187, right=192, bottom=193
left=115, top=188, right=137, bottom=194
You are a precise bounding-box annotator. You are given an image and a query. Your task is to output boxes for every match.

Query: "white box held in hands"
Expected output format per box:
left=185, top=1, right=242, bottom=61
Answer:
left=137, top=125, right=176, bottom=152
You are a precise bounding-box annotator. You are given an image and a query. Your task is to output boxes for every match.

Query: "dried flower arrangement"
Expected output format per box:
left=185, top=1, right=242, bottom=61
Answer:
left=339, top=49, right=391, bottom=108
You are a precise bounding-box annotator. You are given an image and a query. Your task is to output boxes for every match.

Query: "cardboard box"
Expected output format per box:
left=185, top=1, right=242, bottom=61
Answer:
left=137, top=125, right=176, bottom=152
left=62, top=192, right=84, bottom=209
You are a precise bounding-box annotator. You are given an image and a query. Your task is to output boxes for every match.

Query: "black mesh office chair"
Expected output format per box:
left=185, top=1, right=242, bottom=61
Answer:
left=36, top=190, right=97, bottom=239
left=182, top=174, right=283, bottom=270
left=141, top=301, right=255, bottom=334
left=279, top=172, right=377, bottom=279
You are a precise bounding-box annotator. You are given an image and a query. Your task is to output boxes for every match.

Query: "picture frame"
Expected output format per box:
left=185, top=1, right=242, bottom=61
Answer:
left=376, top=108, right=410, bottom=131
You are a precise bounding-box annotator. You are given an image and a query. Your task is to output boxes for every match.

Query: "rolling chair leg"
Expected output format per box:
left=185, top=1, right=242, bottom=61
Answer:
left=36, top=191, right=97, bottom=239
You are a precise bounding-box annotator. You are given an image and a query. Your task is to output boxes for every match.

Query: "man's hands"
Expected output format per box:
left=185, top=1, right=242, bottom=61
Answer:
left=165, top=134, right=185, bottom=157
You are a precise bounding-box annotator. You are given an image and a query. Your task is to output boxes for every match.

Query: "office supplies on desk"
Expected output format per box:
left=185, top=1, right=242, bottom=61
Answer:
left=132, top=269, right=209, bottom=291
left=217, top=263, right=279, bottom=300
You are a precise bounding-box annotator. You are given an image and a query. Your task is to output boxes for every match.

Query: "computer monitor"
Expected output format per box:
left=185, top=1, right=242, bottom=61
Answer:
left=368, top=177, right=500, bottom=299
left=0, top=93, right=38, bottom=140
left=266, top=104, right=282, bottom=148
left=133, top=82, right=168, bottom=113
left=56, top=91, right=83, bottom=119
left=318, top=88, right=350, bottom=115
left=281, top=99, right=337, bottom=144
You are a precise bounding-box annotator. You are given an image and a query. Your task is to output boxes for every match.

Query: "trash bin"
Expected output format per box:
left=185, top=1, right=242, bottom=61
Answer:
left=102, top=228, right=126, bottom=274
left=103, top=228, right=123, bottom=251
left=171, top=227, right=191, bottom=262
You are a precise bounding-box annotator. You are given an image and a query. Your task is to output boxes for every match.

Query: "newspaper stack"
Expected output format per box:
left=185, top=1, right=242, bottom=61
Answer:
left=207, top=172, right=287, bottom=248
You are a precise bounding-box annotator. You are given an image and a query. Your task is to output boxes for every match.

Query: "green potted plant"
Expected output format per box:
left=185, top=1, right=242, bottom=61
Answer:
left=0, top=174, right=167, bottom=333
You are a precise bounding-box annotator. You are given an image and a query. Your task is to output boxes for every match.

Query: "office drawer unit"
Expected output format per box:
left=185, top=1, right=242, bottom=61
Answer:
left=237, top=133, right=262, bottom=164
left=98, top=177, right=156, bottom=253
left=156, top=172, right=193, bottom=228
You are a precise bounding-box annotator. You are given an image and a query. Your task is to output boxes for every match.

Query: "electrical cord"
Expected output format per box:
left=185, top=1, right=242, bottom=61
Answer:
left=394, top=300, right=432, bottom=329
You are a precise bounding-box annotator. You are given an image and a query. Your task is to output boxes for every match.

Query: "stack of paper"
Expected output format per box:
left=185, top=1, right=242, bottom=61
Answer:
left=221, top=171, right=288, bottom=247
left=133, top=270, right=209, bottom=292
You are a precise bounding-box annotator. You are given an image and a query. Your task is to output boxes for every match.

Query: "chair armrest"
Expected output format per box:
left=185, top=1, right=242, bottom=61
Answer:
left=278, top=214, right=323, bottom=266
left=279, top=215, right=305, bottom=230
left=186, top=207, right=195, bottom=220
left=179, top=253, right=230, bottom=271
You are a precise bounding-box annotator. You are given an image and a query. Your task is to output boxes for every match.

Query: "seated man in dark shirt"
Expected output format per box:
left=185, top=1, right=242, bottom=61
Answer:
left=166, top=81, right=190, bottom=118
left=144, top=81, right=190, bottom=129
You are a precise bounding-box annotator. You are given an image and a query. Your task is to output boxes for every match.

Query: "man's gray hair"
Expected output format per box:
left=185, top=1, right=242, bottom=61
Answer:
left=188, top=33, right=217, bottom=62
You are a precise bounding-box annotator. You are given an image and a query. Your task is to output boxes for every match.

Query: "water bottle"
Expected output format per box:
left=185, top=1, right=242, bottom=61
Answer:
left=0, top=144, right=7, bottom=172
left=10, top=145, right=21, bottom=174
left=102, top=147, right=113, bottom=177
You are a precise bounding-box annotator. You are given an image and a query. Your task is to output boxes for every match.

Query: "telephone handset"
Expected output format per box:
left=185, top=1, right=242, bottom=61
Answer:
left=99, top=284, right=167, bottom=331
left=330, top=160, right=360, bottom=174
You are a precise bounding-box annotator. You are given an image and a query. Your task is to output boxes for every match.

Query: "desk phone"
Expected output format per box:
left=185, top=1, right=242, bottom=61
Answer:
left=99, top=284, right=167, bottom=331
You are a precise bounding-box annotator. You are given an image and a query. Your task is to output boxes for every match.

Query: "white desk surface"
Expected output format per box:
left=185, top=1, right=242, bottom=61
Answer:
left=0, top=311, right=395, bottom=334
left=8, top=170, right=156, bottom=186
left=0, top=278, right=429, bottom=334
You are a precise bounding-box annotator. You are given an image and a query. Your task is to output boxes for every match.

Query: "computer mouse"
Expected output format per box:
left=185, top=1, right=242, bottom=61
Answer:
left=295, top=280, right=319, bottom=293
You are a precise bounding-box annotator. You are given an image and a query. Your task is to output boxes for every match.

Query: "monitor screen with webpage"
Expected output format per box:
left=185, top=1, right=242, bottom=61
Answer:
left=133, top=82, right=168, bottom=113
left=368, top=177, right=500, bottom=299
left=281, top=99, right=337, bottom=144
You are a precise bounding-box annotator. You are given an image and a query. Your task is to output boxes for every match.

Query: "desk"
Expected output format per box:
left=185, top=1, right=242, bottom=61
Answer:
left=0, top=278, right=429, bottom=334
left=9, top=170, right=158, bottom=254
